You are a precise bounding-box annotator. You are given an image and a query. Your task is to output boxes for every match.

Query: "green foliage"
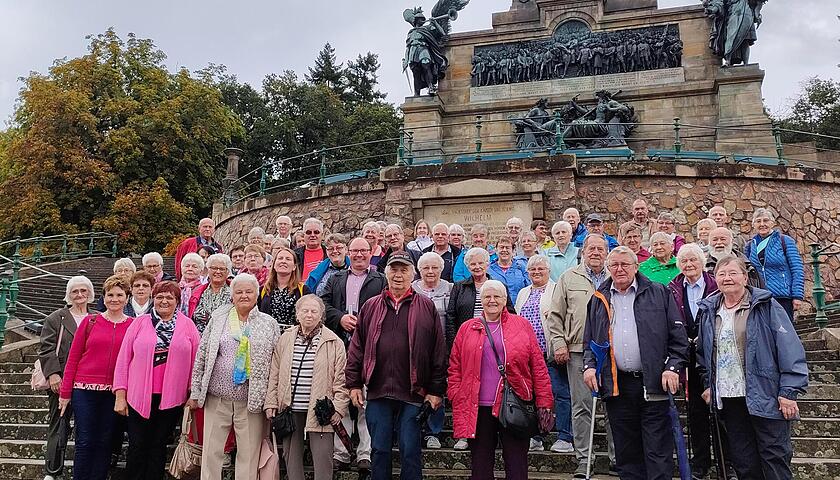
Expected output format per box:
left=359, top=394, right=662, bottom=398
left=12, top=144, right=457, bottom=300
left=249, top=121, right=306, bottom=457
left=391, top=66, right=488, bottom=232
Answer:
left=92, top=177, right=193, bottom=253
left=306, top=43, right=345, bottom=97
left=0, top=29, right=243, bottom=251
left=345, top=53, right=386, bottom=104
left=777, top=77, right=840, bottom=152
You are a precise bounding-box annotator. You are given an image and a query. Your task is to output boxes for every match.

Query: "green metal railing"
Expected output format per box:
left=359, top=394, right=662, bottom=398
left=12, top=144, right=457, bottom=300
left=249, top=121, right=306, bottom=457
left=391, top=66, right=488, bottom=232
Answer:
left=0, top=232, right=118, bottom=348
left=810, top=242, right=840, bottom=330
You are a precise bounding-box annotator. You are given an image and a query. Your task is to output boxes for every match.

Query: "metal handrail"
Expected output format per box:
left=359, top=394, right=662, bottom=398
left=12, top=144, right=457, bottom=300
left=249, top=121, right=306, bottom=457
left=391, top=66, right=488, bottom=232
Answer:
left=810, top=242, right=840, bottom=329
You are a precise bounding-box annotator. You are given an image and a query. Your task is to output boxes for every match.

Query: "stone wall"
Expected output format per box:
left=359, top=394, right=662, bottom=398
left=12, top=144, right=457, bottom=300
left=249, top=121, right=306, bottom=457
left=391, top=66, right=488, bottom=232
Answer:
left=214, top=157, right=840, bottom=300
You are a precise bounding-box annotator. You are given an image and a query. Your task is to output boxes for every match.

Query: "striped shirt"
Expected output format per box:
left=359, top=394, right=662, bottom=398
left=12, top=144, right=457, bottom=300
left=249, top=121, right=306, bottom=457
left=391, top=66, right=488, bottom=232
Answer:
left=290, top=334, right=320, bottom=412
left=473, top=290, right=483, bottom=318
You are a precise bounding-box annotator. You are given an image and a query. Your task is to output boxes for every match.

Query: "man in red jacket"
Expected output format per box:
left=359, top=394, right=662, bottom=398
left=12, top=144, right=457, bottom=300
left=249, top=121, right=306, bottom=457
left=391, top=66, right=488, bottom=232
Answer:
left=174, top=218, right=223, bottom=279
left=345, top=251, right=447, bottom=480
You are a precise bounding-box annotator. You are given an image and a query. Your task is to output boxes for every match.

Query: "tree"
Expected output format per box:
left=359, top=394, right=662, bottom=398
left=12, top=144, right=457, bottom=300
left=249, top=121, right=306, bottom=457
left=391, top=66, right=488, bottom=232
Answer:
left=306, top=43, right=345, bottom=97
left=0, top=29, right=243, bottom=251
left=778, top=77, right=840, bottom=152
left=345, top=53, right=386, bottom=104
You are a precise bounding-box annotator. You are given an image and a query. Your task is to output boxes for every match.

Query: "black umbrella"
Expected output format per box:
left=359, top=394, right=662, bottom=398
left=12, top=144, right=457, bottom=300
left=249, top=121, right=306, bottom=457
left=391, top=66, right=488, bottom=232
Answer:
left=314, top=397, right=354, bottom=454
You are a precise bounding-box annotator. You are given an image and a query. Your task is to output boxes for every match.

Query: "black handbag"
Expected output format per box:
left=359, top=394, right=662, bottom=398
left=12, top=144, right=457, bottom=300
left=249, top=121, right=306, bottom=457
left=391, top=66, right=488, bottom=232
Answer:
left=271, top=338, right=314, bottom=438
left=479, top=316, right=539, bottom=438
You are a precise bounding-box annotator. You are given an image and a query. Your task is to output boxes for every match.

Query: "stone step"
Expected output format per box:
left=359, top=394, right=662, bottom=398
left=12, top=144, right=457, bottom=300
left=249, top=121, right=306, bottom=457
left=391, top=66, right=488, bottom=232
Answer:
left=807, top=350, right=840, bottom=361
left=802, top=338, right=828, bottom=351
left=806, top=360, right=840, bottom=372
left=0, top=409, right=48, bottom=425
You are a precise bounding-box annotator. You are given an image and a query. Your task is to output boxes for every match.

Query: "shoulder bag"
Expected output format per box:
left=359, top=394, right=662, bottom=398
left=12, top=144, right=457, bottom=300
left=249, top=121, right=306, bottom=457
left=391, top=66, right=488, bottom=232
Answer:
left=271, top=336, right=314, bottom=438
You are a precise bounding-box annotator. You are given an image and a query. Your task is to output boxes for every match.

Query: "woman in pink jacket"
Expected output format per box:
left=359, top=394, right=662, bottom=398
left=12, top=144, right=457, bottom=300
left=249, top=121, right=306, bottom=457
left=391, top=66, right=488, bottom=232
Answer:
left=448, top=280, right=554, bottom=480
left=113, top=281, right=201, bottom=480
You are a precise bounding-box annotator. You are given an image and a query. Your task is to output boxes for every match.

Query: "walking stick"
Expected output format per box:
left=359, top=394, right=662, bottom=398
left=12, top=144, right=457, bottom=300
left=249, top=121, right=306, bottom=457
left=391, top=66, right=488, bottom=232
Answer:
left=709, top=335, right=729, bottom=479
left=586, top=340, right=610, bottom=480
left=669, top=393, right=692, bottom=480
left=585, top=394, right=598, bottom=480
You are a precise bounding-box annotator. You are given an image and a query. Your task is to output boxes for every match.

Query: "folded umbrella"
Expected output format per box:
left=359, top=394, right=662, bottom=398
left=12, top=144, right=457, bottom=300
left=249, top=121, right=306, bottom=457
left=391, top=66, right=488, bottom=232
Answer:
left=586, top=340, right=610, bottom=480
left=314, top=397, right=354, bottom=454
left=668, top=393, right=692, bottom=480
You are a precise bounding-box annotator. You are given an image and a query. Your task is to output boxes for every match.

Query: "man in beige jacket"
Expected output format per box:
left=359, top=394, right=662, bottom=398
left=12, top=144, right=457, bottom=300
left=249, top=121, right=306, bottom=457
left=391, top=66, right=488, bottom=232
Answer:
left=546, top=234, right=616, bottom=477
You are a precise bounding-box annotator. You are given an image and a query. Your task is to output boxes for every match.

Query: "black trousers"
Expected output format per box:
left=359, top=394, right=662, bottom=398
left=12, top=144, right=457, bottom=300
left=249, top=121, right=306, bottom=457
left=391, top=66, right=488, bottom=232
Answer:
left=45, top=390, right=73, bottom=476
left=125, top=395, right=182, bottom=480
left=687, top=344, right=735, bottom=473
left=604, top=371, right=674, bottom=480
left=719, top=397, right=793, bottom=480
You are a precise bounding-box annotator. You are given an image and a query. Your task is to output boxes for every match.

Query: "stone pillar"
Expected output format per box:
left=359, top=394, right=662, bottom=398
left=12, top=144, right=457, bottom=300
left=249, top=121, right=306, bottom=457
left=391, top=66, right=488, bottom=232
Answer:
left=222, top=147, right=245, bottom=207
left=714, top=65, right=775, bottom=157
left=400, top=96, right=446, bottom=161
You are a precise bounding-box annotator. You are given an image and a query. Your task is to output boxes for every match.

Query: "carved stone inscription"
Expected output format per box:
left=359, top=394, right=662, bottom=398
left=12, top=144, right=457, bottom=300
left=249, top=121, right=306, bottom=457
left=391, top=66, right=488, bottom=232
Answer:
left=470, top=67, right=685, bottom=103
left=423, top=200, right=533, bottom=240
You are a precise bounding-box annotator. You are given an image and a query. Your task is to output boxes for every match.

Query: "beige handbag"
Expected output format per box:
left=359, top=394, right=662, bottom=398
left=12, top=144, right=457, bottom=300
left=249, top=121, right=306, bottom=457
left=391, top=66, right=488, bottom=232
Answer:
left=168, top=407, right=202, bottom=479
left=31, top=325, right=63, bottom=391
left=258, top=432, right=280, bottom=480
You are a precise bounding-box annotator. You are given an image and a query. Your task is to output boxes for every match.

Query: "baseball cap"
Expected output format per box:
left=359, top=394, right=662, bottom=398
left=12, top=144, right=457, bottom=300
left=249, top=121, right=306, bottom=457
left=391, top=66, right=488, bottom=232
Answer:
left=386, top=251, right=414, bottom=267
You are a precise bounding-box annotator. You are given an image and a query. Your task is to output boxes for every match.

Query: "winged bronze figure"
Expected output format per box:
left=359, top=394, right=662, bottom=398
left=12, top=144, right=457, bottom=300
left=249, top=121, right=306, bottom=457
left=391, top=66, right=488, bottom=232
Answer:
left=403, top=0, right=470, bottom=96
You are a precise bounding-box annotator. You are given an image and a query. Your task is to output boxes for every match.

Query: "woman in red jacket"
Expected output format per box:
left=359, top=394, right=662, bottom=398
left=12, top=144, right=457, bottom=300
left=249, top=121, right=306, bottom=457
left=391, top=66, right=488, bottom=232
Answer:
left=448, top=279, right=553, bottom=480
left=58, top=275, right=134, bottom=480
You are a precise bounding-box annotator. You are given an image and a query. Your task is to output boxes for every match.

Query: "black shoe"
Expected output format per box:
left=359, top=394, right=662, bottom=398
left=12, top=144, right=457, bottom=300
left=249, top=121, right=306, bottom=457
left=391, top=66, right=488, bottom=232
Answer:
left=608, top=462, right=619, bottom=477
left=357, top=459, right=371, bottom=470
left=333, top=459, right=350, bottom=471
left=691, top=468, right=710, bottom=480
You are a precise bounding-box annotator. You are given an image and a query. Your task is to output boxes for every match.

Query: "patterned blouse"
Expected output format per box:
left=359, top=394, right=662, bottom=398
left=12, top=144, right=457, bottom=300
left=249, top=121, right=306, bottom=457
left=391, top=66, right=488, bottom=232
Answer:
left=520, top=286, right=547, bottom=353
left=268, top=288, right=302, bottom=331
left=193, top=285, right=231, bottom=335
left=715, top=305, right=746, bottom=400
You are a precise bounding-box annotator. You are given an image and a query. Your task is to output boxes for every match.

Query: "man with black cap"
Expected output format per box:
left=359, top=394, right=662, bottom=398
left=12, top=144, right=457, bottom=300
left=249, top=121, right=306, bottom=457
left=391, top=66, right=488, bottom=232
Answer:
left=345, top=251, right=448, bottom=480
left=586, top=213, right=619, bottom=251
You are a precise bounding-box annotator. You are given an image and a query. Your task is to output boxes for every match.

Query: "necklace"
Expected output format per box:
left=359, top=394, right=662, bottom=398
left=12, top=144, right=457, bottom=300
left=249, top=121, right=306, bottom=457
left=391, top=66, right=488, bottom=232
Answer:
left=486, top=320, right=501, bottom=335
left=723, top=293, right=746, bottom=310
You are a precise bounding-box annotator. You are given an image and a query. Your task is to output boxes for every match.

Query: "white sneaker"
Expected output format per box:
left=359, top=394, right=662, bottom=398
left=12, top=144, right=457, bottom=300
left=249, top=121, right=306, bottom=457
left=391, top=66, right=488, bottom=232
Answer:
left=425, top=436, right=441, bottom=449
left=550, top=439, right=574, bottom=453
left=529, top=438, right=545, bottom=451
left=453, top=438, right=469, bottom=450
left=44, top=476, right=57, bottom=480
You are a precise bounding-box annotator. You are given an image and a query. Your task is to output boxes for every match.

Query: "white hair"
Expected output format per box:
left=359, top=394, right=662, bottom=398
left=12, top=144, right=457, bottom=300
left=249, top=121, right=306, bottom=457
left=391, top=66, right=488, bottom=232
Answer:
left=247, top=226, right=266, bottom=242
left=113, top=258, right=137, bottom=274
left=363, top=221, right=381, bottom=233
left=449, top=224, right=466, bottom=236
left=677, top=243, right=707, bottom=266
left=520, top=231, right=537, bottom=242
left=526, top=254, right=550, bottom=270
left=607, top=246, right=639, bottom=266
left=230, top=272, right=260, bottom=292
left=752, top=208, right=775, bottom=222
left=142, top=252, right=163, bottom=267
left=64, top=275, right=95, bottom=305
left=275, top=215, right=292, bottom=226
left=480, top=279, right=508, bottom=299
left=303, top=217, right=324, bottom=231
left=418, top=251, right=445, bottom=269
left=464, top=247, right=490, bottom=265
left=180, top=252, right=205, bottom=271
left=552, top=220, right=572, bottom=234
left=649, top=231, right=674, bottom=246
left=506, top=217, right=523, bottom=227
left=431, top=223, right=449, bottom=232
left=206, top=253, right=232, bottom=271
left=563, top=207, right=580, bottom=217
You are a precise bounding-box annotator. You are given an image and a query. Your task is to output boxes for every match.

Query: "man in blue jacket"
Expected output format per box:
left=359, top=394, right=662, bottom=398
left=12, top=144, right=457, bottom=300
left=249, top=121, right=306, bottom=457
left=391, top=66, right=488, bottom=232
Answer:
left=583, top=246, right=689, bottom=480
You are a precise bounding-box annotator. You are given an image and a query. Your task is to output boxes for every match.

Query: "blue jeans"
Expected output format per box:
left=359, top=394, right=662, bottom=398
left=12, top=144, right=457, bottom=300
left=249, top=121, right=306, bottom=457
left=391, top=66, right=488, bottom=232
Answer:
left=548, top=360, right=573, bottom=442
left=365, top=398, right=422, bottom=480
left=72, top=389, right=117, bottom=480
left=425, top=401, right=445, bottom=436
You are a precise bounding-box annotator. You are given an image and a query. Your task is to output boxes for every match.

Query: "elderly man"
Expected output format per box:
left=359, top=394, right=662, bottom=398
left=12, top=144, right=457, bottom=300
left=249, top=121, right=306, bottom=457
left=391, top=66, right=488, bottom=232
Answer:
left=619, top=199, right=657, bottom=248
left=175, top=218, right=223, bottom=279
left=142, top=252, right=174, bottom=282
left=229, top=245, right=246, bottom=276
left=378, top=224, right=421, bottom=273
left=657, top=212, right=686, bottom=254
left=532, top=219, right=555, bottom=252
left=547, top=234, right=615, bottom=476
left=274, top=215, right=293, bottom=243
left=346, top=252, right=447, bottom=480
left=585, top=213, right=619, bottom=250
left=583, top=246, right=688, bottom=480
left=707, top=227, right=764, bottom=288
left=305, top=233, right=350, bottom=296
left=422, top=223, right=461, bottom=282
left=320, top=237, right=386, bottom=471
left=564, top=208, right=588, bottom=248
left=545, top=221, right=579, bottom=282
left=295, top=217, right=327, bottom=281
left=453, top=223, right=497, bottom=283
left=707, top=205, right=745, bottom=250
left=506, top=217, right=525, bottom=255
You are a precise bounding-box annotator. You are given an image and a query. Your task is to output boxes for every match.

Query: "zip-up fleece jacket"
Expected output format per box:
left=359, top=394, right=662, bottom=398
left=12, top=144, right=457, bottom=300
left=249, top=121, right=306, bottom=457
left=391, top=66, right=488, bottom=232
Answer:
left=582, top=274, right=688, bottom=399
left=60, top=314, right=134, bottom=399
left=345, top=290, right=448, bottom=399
left=447, top=310, right=553, bottom=439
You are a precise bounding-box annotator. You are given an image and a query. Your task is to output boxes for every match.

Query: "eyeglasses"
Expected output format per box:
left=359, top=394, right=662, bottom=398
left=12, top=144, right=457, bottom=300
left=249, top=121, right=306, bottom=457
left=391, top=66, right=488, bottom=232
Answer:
left=608, top=262, right=636, bottom=271
left=245, top=254, right=262, bottom=259
left=348, top=249, right=370, bottom=255
left=145, top=264, right=161, bottom=269
left=305, top=230, right=321, bottom=235
left=326, top=246, right=346, bottom=252
left=209, top=266, right=228, bottom=272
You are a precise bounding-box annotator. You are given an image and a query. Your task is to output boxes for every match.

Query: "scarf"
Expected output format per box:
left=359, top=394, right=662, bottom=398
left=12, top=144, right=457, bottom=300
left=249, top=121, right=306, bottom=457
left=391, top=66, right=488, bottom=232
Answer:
left=229, top=308, right=251, bottom=385
left=242, top=266, right=269, bottom=286
left=755, top=235, right=772, bottom=254
left=151, top=309, right=176, bottom=350
left=297, top=323, right=323, bottom=343
left=179, top=278, right=203, bottom=314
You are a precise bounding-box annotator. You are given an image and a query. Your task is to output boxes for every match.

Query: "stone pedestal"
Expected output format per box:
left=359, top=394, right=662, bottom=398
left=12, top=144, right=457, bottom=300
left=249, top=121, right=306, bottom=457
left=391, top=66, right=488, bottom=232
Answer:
left=715, top=65, right=775, bottom=157
left=400, top=95, right=446, bottom=160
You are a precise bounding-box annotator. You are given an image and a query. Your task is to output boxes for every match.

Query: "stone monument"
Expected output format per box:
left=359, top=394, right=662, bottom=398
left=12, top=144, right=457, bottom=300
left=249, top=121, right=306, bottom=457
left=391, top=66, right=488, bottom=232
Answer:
left=401, top=0, right=777, bottom=160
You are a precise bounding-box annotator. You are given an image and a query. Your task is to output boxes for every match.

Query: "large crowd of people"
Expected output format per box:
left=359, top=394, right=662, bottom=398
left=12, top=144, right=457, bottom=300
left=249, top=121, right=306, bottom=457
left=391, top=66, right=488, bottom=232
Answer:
left=37, top=200, right=809, bottom=480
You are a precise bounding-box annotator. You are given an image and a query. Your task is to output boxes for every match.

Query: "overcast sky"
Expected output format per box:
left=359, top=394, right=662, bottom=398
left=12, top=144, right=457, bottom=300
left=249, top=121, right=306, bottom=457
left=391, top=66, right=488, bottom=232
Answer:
left=0, top=0, right=837, bottom=127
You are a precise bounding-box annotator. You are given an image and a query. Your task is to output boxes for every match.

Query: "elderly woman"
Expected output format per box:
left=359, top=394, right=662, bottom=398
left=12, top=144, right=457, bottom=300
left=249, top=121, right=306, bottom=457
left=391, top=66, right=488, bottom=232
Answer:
left=113, top=281, right=200, bottom=480
left=696, top=255, right=808, bottom=480
left=241, top=244, right=269, bottom=286
left=696, top=218, right=717, bottom=250
left=293, top=230, right=306, bottom=249
left=247, top=226, right=266, bottom=246
left=743, top=208, right=804, bottom=320
left=178, top=253, right=206, bottom=316
left=667, top=244, right=720, bottom=478
left=142, top=252, right=174, bottom=282
left=518, top=231, right=539, bottom=261
left=619, top=223, right=651, bottom=263
left=125, top=271, right=154, bottom=317
left=488, top=235, right=531, bottom=305
left=58, top=275, right=133, bottom=480
left=515, top=255, right=571, bottom=453
left=95, top=258, right=137, bottom=311
left=259, top=246, right=311, bottom=330
left=362, top=221, right=385, bottom=267
left=407, top=219, right=432, bottom=252
left=449, top=224, right=466, bottom=250
left=657, top=212, right=686, bottom=254
left=189, top=253, right=233, bottom=334
left=39, top=275, right=95, bottom=480
left=187, top=273, right=281, bottom=480
left=448, top=280, right=554, bottom=479
left=412, top=252, right=453, bottom=449
left=305, top=233, right=349, bottom=296
left=265, top=294, right=349, bottom=480
left=639, top=231, right=681, bottom=285
left=545, top=221, right=579, bottom=282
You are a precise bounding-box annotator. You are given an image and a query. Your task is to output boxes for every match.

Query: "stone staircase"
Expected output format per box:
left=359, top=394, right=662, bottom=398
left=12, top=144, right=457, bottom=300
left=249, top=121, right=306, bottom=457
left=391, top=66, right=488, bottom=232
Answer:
left=0, top=257, right=837, bottom=479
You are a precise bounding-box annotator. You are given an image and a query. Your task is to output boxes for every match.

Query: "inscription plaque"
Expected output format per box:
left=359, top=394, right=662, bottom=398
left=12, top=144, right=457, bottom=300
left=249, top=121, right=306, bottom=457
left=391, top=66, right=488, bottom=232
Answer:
left=423, top=200, right=534, bottom=240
